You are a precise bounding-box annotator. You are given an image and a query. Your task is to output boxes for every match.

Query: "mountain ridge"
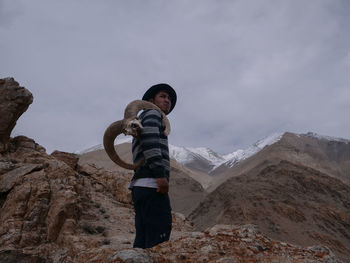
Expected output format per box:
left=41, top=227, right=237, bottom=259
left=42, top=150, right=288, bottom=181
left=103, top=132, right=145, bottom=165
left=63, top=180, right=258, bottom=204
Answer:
left=77, top=131, right=349, bottom=176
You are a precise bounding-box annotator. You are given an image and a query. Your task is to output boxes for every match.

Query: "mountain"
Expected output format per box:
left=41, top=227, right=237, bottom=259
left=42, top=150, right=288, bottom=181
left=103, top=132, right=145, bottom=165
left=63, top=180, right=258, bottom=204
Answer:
left=221, top=133, right=284, bottom=167
left=168, top=133, right=284, bottom=175
left=189, top=132, right=350, bottom=262
left=78, top=131, right=350, bottom=187
left=78, top=132, right=284, bottom=175
left=170, top=131, right=350, bottom=177
left=210, top=132, right=284, bottom=176
left=169, top=145, right=225, bottom=173
left=206, top=132, right=350, bottom=191
left=79, top=141, right=225, bottom=174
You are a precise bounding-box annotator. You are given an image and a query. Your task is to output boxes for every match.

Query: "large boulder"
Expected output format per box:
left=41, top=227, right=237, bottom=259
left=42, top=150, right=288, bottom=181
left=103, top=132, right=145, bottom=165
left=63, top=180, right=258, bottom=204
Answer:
left=0, top=77, right=33, bottom=153
left=0, top=136, right=86, bottom=261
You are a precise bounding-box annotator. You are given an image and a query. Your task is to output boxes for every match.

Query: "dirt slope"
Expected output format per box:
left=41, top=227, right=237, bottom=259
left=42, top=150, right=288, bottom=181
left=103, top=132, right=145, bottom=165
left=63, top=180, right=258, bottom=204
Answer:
left=189, top=160, right=350, bottom=262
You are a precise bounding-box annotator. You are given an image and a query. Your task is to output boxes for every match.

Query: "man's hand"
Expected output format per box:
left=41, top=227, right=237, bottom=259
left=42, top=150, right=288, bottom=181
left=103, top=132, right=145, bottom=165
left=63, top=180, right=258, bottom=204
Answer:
left=157, top=177, right=169, bottom=194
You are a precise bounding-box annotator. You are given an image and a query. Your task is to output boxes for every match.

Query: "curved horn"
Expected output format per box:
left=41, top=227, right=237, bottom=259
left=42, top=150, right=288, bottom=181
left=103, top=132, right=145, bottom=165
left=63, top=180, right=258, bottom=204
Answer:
left=103, top=100, right=171, bottom=170
left=125, top=100, right=171, bottom=136
left=103, top=120, right=144, bottom=170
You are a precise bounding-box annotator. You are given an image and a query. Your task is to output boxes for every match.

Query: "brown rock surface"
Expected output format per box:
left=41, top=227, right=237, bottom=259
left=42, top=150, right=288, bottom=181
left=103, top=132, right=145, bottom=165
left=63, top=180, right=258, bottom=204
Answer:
left=0, top=136, right=195, bottom=262
left=0, top=77, right=33, bottom=153
left=0, top=136, right=85, bottom=255
left=51, top=150, right=79, bottom=169
left=147, top=224, right=341, bottom=263
left=77, top=161, right=134, bottom=205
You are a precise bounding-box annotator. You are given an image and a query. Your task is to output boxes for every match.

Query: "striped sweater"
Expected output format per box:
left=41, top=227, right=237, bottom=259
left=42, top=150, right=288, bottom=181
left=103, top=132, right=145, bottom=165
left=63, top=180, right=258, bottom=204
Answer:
left=131, top=109, right=170, bottom=181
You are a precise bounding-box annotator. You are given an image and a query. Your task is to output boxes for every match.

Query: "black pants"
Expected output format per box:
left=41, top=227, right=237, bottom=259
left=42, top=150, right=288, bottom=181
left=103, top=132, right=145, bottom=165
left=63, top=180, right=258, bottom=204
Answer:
left=132, top=187, right=172, bottom=249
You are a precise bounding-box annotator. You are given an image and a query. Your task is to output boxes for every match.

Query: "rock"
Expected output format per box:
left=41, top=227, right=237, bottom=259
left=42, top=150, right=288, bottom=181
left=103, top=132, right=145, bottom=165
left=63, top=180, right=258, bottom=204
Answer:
left=108, top=249, right=150, bottom=263
left=77, top=163, right=133, bottom=205
left=147, top=224, right=341, bottom=263
left=0, top=163, right=43, bottom=192
left=0, top=136, right=137, bottom=262
left=0, top=249, right=48, bottom=263
left=0, top=136, right=86, bottom=256
left=9, top=136, right=46, bottom=154
left=0, top=77, right=33, bottom=153
left=51, top=150, right=79, bottom=169
left=172, top=212, right=193, bottom=232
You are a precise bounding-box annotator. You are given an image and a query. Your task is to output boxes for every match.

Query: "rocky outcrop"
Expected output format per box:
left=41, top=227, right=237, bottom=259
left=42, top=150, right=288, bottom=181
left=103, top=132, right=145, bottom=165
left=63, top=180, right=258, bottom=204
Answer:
left=0, top=130, right=192, bottom=261
left=147, top=224, right=340, bottom=263
left=51, top=150, right=79, bottom=169
left=77, top=162, right=133, bottom=205
left=0, top=135, right=85, bottom=261
left=1, top=136, right=82, bottom=230
left=0, top=135, right=194, bottom=262
left=0, top=77, right=33, bottom=153
left=106, top=224, right=340, bottom=263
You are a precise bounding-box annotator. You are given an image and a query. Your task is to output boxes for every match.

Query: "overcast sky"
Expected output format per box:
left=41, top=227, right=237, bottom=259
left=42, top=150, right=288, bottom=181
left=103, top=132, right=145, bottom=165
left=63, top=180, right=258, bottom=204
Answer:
left=1, top=0, right=350, bottom=154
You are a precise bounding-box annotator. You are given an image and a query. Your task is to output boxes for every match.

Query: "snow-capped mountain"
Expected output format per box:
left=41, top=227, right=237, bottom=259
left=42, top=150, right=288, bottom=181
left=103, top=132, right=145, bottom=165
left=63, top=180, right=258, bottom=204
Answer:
left=169, top=132, right=284, bottom=173
left=221, top=132, right=283, bottom=168
left=303, top=132, right=350, bottom=144
left=78, top=131, right=349, bottom=174
left=77, top=133, right=285, bottom=173
left=169, top=145, right=225, bottom=166
left=169, top=145, right=225, bottom=173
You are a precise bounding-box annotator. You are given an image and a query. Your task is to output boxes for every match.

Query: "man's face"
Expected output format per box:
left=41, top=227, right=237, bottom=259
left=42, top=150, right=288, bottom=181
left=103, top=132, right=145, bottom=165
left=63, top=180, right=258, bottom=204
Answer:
left=149, top=90, right=172, bottom=114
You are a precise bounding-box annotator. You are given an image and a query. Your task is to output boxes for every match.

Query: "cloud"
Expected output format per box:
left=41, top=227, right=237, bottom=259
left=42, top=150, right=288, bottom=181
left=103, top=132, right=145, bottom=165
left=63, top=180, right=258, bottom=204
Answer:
left=2, top=0, right=350, bottom=154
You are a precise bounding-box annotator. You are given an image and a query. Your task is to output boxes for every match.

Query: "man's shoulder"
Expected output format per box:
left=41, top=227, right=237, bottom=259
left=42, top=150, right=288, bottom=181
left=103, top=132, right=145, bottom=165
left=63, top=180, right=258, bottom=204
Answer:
left=141, top=108, right=162, bottom=119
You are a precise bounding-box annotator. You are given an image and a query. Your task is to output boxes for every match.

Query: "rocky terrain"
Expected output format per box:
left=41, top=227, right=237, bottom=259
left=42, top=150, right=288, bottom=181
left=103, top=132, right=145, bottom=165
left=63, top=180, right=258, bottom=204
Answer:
left=0, top=134, right=197, bottom=262
left=0, top=78, right=347, bottom=262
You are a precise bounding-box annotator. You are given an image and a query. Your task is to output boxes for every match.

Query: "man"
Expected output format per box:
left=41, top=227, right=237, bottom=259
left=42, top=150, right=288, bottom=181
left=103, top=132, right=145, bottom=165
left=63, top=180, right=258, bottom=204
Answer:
left=129, top=83, right=177, bottom=249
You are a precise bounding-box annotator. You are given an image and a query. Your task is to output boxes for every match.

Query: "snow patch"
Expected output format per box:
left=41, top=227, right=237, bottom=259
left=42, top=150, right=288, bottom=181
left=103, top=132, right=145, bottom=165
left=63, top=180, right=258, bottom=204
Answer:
left=169, top=145, right=195, bottom=164
left=219, top=132, right=284, bottom=169
left=169, top=145, right=225, bottom=167
left=303, top=132, right=350, bottom=144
